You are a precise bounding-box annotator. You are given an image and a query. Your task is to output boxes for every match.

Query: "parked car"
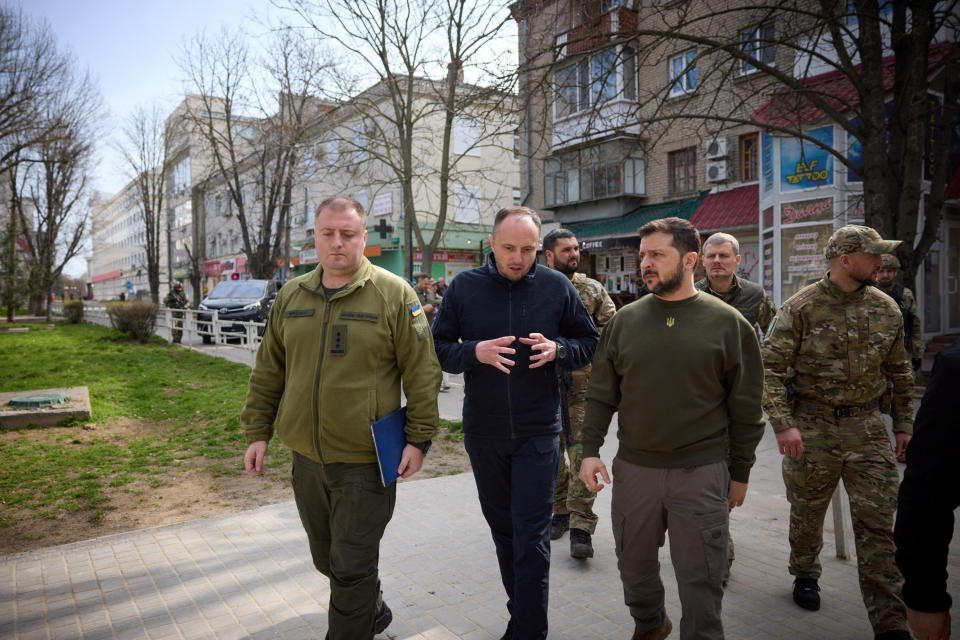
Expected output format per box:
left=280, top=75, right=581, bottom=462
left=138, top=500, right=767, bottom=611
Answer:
left=197, top=279, right=278, bottom=343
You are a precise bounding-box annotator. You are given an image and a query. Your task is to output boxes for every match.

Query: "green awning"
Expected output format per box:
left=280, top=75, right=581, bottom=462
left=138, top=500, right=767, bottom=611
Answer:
left=565, top=191, right=709, bottom=239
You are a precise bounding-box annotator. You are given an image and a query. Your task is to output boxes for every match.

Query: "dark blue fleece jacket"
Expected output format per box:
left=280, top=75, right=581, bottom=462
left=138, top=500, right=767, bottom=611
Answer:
left=432, top=253, right=599, bottom=438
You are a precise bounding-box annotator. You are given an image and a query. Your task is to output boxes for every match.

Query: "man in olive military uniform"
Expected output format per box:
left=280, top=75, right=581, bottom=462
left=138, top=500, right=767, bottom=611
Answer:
left=696, top=231, right=776, bottom=585
left=543, top=228, right=616, bottom=560
left=414, top=272, right=443, bottom=326
left=242, top=196, right=441, bottom=640
left=163, top=281, right=189, bottom=343
left=762, top=225, right=914, bottom=640
left=875, top=254, right=924, bottom=370
left=696, top=232, right=776, bottom=336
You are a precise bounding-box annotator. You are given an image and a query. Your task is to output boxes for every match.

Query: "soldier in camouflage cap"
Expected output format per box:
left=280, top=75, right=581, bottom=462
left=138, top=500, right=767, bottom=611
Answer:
left=875, top=254, right=924, bottom=371
left=543, top=228, right=616, bottom=561
left=762, top=224, right=913, bottom=639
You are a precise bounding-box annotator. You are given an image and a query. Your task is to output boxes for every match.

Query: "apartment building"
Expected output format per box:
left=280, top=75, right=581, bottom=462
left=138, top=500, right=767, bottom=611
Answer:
left=88, top=186, right=169, bottom=301
left=512, top=0, right=960, bottom=335
left=289, top=77, right=521, bottom=282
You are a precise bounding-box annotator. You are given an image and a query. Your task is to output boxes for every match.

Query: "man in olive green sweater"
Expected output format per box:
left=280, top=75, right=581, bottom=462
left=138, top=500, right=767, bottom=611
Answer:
left=241, top=196, right=441, bottom=640
left=579, top=217, right=764, bottom=640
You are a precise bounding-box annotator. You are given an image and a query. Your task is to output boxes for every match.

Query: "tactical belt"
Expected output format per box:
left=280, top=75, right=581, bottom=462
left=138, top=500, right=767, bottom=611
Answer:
left=795, top=398, right=879, bottom=419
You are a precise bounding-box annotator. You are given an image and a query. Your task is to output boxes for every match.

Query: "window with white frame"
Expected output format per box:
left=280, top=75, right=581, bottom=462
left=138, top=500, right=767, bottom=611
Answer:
left=324, top=140, right=339, bottom=167
left=174, top=201, right=191, bottom=229
left=353, top=124, right=368, bottom=163
left=668, top=50, right=698, bottom=97
left=554, top=46, right=634, bottom=119
left=352, top=189, right=369, bottom=214
left=171, top=156, right=191, bottom=195
left=453, top=184, right=483, bottom=223
left=513, top=128, right=522, bottom=161
left=739, top=23, right=775, bottom=75
left=543, top=139, right=645, bottom=207
left=453, top=117, right=483, bottom=156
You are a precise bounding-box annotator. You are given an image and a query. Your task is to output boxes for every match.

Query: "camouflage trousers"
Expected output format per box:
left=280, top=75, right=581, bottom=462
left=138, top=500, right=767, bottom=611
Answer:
left=782, top=410, right=907, bottom=633
left=553, top=368, right=598, bottom=534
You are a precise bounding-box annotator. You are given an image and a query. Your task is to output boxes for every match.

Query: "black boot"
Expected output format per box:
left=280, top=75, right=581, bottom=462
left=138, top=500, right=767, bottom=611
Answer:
left=792, top=577, right=820, bottom=611
left=373, top=600, right=392, bottom=634
left=570, top=528, right=594, bottom=559
left=550, top=513, right=569, bottom=540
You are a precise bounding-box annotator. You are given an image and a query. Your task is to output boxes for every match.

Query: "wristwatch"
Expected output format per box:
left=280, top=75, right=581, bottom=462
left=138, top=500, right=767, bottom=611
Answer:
left=556, top=341, right=567, bottom=361
left=410, top=440, right=432, bottom=455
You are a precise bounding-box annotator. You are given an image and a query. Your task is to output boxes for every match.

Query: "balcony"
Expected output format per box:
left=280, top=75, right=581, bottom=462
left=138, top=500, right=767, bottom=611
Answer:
left=556, top=5, right=638, bottom=61
left=544, top=137, right=645, bottom=208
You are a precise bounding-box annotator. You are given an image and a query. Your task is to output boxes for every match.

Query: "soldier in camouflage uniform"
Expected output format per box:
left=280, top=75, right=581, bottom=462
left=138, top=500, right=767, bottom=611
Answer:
left=875, top=254, right=924, bottom=370
left=696, top=232, right=777, bottom=585
left=762, top=225, right=913, bottom=640
left=163, top=281, right=189, bottom=343
left=543, top=229, right=616, bottom=559
left=414, top=273, right=443, bottom=326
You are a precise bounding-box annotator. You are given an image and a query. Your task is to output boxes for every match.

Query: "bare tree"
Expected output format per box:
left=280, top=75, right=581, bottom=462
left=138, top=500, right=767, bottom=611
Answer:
left=176, top=25, right=331, bottom=280
left=14, top=67, right=103, bottom=319
left=0, top=8, right=71, bottom=174
left=524, top=0, right=959, bottom=287
left=115, top=103, right=169, bottom=303
left=282, top=0, right=518, bottom=279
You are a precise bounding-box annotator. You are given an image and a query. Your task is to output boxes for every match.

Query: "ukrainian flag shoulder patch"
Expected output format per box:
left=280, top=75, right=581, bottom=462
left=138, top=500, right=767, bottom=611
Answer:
left=410, top=304, right=423, bottom=317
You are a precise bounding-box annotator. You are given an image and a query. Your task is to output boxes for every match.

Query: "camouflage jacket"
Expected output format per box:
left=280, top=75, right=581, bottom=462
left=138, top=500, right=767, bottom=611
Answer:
left=761, top=274, right=914, bottom=434
left=695, top=275, right=777, bottom=337
left=415, top=287, right=442, bottom=324
left=164, top=289, right=188, bottom=309
left=570, top=272, right=616, bottom=331
left=875, top=282, right=924, bottom=359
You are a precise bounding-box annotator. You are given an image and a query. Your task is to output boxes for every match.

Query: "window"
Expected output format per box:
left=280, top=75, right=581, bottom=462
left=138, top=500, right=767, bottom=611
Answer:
left=554, top=46, right=633, bottom=119
left=324, top=140, right=339, bottom=167
left=351, top=189, right=369, bottom=214
left=544, top=139, right=645, bottom=206
left=174, top=201, right=192, bottom=229
left=171, top=156, right=191, bottom=195
left=453, top=117, right=483, bottom=156
left=570, top=0, right=620, bottom=27
left=740, top=23, right=775, bottom=75
left=353, top=124, right=368, bottom=163
left=740, top=133, right=759, bottom=182
left=845, top=0, right=892, bottom=25
left=513, top=128, right=522, bottom=161
left=453, top=184, right=483, bottom=223
left=668, top=50, right=698, bottom=97
left=668, top=148, right=697, bottom=194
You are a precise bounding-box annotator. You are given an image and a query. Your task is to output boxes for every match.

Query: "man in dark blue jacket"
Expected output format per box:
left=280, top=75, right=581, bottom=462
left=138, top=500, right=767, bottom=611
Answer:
left=432, top=206, right=599, bottom=640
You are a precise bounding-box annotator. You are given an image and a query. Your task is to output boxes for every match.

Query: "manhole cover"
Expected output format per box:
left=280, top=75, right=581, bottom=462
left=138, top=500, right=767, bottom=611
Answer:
left=9, top=393, right=69, bottom=409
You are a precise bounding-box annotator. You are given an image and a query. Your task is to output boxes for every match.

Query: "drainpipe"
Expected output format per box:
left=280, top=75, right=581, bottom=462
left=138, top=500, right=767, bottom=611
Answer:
left=520, top=1, right=533, bottom=207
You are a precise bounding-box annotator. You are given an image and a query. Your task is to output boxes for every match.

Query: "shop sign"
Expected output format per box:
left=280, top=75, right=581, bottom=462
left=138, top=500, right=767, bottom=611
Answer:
left=413, top=250, right=476, bottom=262
left=780, top=126, right=834, bottom=191
left=781, top=197, right=833, bottom=224
left=204, top=261, right=223, bottom=277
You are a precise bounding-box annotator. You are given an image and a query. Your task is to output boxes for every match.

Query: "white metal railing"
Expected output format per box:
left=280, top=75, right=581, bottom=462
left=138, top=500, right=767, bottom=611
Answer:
left=50, top=302, right=266, bottom=353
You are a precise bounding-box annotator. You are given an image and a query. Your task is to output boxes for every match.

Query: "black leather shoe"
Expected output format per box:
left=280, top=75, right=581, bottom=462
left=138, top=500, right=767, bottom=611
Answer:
left=570, top=528, right=594, bottom=559
left=550, top=513, right=569, bottom=540
left=373, top=601, right=392, bottom=634
left=792, top=578, right=820, bottom=611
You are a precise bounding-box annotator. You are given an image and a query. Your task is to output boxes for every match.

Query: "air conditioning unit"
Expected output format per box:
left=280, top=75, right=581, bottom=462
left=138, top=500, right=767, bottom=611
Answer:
left=705, top=137, right=728, bottom=159
left=706, top=159, right=728, bottom=183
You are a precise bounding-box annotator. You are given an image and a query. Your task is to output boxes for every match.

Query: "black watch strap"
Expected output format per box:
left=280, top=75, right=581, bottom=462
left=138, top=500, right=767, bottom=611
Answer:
left=411, top=440, right=432, bottom=455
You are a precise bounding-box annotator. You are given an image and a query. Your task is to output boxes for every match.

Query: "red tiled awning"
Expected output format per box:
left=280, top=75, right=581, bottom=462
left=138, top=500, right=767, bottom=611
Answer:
left=92, top=269, right=122, bottom=283
left=690, top=184, right=759, bottom=231
left=752, top=43, right=955, bottom=128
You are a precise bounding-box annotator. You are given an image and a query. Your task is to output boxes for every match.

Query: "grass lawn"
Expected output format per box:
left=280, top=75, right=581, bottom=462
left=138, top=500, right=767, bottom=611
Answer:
left=0, top=322, right=266, bottom=528
left=0, top=322, right=463, bottom=540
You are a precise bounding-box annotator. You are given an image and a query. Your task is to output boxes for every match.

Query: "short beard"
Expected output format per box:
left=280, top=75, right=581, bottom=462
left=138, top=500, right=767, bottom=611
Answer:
left=649, top=262, right=685, bottom=295
left=554, top=259, right=577, bottom=275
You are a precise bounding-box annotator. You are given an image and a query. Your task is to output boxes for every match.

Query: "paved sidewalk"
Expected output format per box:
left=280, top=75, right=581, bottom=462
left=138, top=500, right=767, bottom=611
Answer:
left=3, top=423, right=958, bottom=639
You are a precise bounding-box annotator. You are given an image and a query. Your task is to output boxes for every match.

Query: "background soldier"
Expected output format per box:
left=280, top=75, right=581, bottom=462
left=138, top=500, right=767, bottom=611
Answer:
left=163, top=281, right=188, bottom=344
left=543, top=228, right=616, bottom=560
left=762, top=225, right=913, bottom=640
left=696, top=232, right=776, bottom=337
left=875, top=254, right=924, bottom=371
left=695, top=231, right=776, bottom=585
left=414, top=272, right=443, bottom=326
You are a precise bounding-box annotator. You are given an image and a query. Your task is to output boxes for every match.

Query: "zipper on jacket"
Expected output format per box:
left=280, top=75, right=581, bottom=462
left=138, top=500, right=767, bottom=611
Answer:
left=507, top=284, right=515, bottom=439
left=313, top=301, right=334, bottom=458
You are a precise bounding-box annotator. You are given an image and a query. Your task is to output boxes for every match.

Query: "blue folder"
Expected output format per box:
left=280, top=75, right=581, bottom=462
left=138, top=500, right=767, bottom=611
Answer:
left=371, top=406, right=407, bottom=487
